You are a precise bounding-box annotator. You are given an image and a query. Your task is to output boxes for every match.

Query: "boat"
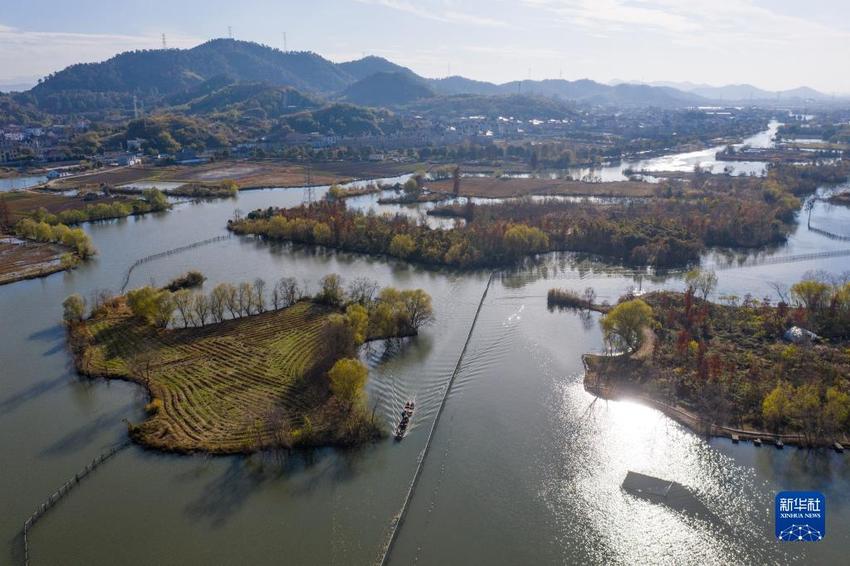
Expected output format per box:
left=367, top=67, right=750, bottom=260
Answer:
left=394, top=400, right=415, bottom=440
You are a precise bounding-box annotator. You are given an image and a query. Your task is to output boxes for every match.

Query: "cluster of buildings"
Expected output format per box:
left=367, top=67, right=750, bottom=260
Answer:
left=0, top=120, right=90, bottom=164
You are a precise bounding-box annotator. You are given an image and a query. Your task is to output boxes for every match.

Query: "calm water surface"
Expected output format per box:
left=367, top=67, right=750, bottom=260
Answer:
left=0, top=175, right=48, bottom=191
left=2, top=141, right=849, bottom=565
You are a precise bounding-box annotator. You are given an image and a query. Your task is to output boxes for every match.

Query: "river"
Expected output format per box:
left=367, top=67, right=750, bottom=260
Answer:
left=2, top=128, right=849, bottom=565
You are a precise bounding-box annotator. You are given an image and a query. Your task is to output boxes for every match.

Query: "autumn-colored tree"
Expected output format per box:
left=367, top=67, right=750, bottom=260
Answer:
left=62, top=294, right=86, bottom=323
left=762, top=382, right=793, bottom=431
left=600, top=299, right=654, bottom=353
left=389, top=234, right=416, bottom=259
left=328, top=358, right=368, bottom=408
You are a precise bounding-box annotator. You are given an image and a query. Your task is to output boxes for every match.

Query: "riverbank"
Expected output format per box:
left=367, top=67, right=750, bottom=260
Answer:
left=0, top=236, right=73, bottom=286
left=583, top=355, right=848, bottom=449
left=44, top=159, right=422, bottom=192
left=579, top=290, right=850, bottom=449
left=69, top=298, right=381, bottom=453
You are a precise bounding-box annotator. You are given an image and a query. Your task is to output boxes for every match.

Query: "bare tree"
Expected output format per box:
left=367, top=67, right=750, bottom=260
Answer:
left=222, top=283, right=239, bottom=319
left=173, top=289, right=194, bottom=328
left=768, top=281, right=790, bottom=304
left=253, top=278, right=267, bottom=313
left=238, top=281, right=254, bottom=316
left=348, top=277, right=379, bottom=305
left=278, top=277, right=301, bottom=308
left=128, top=351, right=158, bottom=388
left=192, top=293, right=210, bottom=327
left=271, top=280, right=283, bottom=310
left=89, top=288, right=114, bottom=314
left=209, top=284, right=228, bottom=323
left=582, top=287, right=597, bottom=307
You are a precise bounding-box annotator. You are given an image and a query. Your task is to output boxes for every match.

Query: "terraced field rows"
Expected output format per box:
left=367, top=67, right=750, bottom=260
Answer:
left=77, top=301, right=335, bottom=453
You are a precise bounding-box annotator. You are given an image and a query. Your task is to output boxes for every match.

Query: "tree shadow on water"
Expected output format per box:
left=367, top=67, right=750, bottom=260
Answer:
left=0, top=374, right=67, bottom=416
left=183, top=444, right=379, bottom=528
left=39, top=402, right=135, bottom=456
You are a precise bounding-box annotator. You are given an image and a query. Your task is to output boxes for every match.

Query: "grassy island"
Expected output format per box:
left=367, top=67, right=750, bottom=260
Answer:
left=576, top=274, right=850, bottom=447
left=65, top=275, right=433, bottom=454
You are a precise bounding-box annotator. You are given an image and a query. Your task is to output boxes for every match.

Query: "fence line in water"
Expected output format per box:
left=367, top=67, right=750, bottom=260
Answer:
left=378, top=272, right=494, bottom=566
left=22, top=440, right=131, bottom=566
left=120, top=234, right=232, bottom=292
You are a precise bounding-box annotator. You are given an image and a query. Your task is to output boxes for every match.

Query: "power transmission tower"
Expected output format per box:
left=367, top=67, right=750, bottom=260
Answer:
left=162, top=33, right=167, bottom=49
left=133, top=94, right=139, bottom=120
left=283, top=32, right=287, bottom=52
left=228, top=26, right=233, bottom=39
left=304, top=165, right=314, bottom=202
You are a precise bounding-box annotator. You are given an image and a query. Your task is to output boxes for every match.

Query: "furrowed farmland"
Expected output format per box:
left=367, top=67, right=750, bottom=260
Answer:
left=73, top=300, right=350, bottom=453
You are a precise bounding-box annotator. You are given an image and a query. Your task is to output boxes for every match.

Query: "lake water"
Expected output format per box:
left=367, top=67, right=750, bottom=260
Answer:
left=0, top=175, right=48, bottom=192
left=557, top=120, right=781, bottom=183
left=2, top=134, right=849, bottom=565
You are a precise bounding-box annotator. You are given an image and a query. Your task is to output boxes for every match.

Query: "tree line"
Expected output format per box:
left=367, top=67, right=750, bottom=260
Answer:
left=15, top=218, right=95, bottom=258
left=29, top=188, right=170, bottom=226
left=63, top=272, right=434, bottom=341
left=229, top=164, right=807, bottom=268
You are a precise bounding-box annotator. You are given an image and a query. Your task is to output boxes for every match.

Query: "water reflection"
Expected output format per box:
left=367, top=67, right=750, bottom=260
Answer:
left=5, top=142, right=850, bottom=564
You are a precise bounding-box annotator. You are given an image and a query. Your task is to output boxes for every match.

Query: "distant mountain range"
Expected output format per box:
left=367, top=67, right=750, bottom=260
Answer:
left=612, top=80, right=837, bottom=102
left=6, top=38, right=846, bottom=119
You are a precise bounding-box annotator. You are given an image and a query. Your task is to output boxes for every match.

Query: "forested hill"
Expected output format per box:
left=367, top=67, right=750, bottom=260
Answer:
left=343, top=72, right=435, bottom=107
left=29, top=39, right=355, bottom=99
left=18, top=38, right=717, bottom=116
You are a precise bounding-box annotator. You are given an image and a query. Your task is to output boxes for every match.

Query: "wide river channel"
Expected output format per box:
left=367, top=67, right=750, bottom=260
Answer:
left=2, top=125, right=850, bottom=565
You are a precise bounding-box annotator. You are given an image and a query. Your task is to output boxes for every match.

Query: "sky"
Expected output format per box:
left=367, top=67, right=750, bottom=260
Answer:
left=1, top=0, right=849, bottom=93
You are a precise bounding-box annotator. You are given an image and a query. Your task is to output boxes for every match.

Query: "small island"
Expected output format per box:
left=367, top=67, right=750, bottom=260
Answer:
left=228, top=162, right=847, bottom=269
left=64, top=273, right=433, bottom=453
left=555, top=270, right=850, bottom=447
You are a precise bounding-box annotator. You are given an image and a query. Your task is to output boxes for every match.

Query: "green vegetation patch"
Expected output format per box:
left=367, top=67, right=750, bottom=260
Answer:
left=584, top=279, right=850, bottom=445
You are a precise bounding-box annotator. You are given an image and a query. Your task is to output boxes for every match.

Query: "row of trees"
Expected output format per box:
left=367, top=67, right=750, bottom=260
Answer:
left=30, top=188, right=169, bottom=227
left=64, top=273, right=434, bottom=341
left=15, top=218, right=95, bottom=258
left=763, top=382, right=850, bottom=444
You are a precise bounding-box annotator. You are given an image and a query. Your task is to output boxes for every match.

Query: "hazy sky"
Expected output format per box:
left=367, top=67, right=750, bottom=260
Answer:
left=1, top=0, right=849, bottom=93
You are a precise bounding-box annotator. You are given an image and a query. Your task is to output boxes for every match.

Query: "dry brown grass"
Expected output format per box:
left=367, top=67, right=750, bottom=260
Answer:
left=1, top=190, right=131, bottom=223
left=426, top=177, right=658, bottom=198
left=0, top=238, right=68, bottom=285
left=48, top=160, right=421, bottom=191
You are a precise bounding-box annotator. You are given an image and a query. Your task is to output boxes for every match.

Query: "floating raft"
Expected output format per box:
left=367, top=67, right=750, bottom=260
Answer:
left=621, top=471, right=722, bottom=528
